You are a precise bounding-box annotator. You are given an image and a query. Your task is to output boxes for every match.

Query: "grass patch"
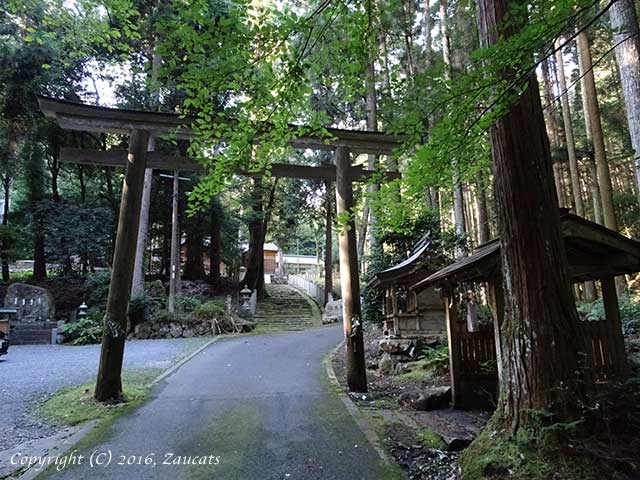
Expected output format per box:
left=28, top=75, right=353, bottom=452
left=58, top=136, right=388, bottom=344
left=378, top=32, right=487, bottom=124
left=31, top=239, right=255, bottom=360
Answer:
left=460, top=427, right=597, bottom=480
left=418, top=426, right=445, bottom=449
left=36, top=368, right=161, bottom=426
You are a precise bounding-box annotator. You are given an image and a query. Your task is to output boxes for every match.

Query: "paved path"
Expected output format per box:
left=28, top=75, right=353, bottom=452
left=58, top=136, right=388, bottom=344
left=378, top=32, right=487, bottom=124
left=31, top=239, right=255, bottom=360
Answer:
left=0, top=338, right=208, bottom=450
left=44, top=326, right=387, bottom=480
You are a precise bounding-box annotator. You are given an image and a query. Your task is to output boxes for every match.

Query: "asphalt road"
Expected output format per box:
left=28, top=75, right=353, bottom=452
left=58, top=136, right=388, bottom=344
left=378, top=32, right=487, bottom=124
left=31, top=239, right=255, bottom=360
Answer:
left=43, top=326, right=387, bottom=480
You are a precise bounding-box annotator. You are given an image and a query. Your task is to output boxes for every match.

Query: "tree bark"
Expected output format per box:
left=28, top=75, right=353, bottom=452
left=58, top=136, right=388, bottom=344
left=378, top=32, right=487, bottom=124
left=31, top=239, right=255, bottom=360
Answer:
left=609, top=0, right=640, bottom=200
left=555, top=39, right=584, bottom=217
left=243, top=178, right=265, bottom=292
left=209, top=198, right=221, bottom=286
left=184, top=216, right=206, bottom=280
left=1, top=175, right=10, bottom=281
left=335, top=146, right=367, bottom=393
left=131, top=166, right=153, bottom=296
left=324, top=181, right=333, bottom=305
left=476, top=171, right=491, bottom=243
left=477, top=0, right=585, bottom=432
left=576, top=31, right=617, bottom=230
left=95, top=129, right=149, bottom=402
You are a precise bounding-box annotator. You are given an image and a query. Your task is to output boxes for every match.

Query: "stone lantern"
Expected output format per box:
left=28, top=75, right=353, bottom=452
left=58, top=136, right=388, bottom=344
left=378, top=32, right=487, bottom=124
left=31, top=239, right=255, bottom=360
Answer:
left=78, top=302, right=88, bottom=319
left=239, top=286, right=253, bottom=318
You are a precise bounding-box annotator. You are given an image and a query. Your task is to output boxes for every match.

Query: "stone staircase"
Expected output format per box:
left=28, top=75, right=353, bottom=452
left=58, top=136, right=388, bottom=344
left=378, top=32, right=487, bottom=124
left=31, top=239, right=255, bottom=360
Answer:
left=254, top=285, right=321, bottom=331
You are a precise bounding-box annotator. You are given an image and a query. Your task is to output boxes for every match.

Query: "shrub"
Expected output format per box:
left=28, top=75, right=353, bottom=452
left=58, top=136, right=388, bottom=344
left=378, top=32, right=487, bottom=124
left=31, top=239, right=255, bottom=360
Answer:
left=418, top=343, right=449, bottom=375
left=175, top=294, right=202, bottom=314
left=195, top=300, right=226, bottom=320
left=61, top=310, right=103, bottom=345
left=577, top=293, right=640, bottom=335
left=85, top=270, right=111, bottom=307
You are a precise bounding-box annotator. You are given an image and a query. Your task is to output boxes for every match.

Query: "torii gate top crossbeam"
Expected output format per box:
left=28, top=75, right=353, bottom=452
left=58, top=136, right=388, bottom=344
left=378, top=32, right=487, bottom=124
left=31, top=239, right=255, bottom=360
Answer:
left=38, top=96, right=407, bottom=156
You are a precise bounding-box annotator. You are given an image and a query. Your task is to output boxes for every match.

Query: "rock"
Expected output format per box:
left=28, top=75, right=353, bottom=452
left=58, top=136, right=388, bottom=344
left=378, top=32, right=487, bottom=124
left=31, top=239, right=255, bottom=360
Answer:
left=5, top=283, right=55, bottom=322
left=443, top=435, right=472, bottom=451
left=158, top=324, right=171, bottom=337
left=182, top=327, right=195, bottom=338
left=398, top=391, right=419, bottom=406
left=413, top=387, right=451, bottom=411
left=394, top=362, right=409, bottom=374
left=169, top=322, right=183, bottom=338
left=134, top=322, right=152, bottom=339
left=378, top=353, right=396, bottom=374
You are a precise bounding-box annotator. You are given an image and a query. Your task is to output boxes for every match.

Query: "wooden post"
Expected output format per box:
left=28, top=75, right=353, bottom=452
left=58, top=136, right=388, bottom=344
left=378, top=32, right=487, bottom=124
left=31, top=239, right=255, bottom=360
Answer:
left=487, top=280, right=505, bottom=383
left=334, top=146, right=367, bottom=393
left=601, top=276, right=629, bottom=378
left=95, top=129, right=149, bottom=402
left=168, top=171, right=180, bottom=313
left=444, top=289, right=462, bottom=407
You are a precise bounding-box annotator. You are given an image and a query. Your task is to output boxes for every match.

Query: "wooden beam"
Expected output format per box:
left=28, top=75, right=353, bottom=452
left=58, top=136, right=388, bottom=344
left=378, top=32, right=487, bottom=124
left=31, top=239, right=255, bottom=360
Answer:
left=94, top=129, right=150, bottom=402
left=335, top=146, right=367, bottom=393
left=562, top=215, right=640, bottom=258
left=39, top=96, right=407, bottom=155
left=59, top=147, right=401, bottom=181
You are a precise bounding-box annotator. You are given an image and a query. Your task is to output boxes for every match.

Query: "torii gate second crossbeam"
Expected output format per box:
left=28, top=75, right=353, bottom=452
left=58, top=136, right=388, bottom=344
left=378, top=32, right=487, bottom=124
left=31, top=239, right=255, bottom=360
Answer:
left=38, top=96, right=406, bottom=400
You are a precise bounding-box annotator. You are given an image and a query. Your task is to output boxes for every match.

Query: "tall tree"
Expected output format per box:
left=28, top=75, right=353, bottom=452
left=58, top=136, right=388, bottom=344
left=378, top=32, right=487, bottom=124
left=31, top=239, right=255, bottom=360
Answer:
left=576, top=31, right=618, bottom=230
left=555, top=39, right=584, bottom=217
left=609, top=0, right=640, bottom=201
left=476, top=0, right=584, bottom=432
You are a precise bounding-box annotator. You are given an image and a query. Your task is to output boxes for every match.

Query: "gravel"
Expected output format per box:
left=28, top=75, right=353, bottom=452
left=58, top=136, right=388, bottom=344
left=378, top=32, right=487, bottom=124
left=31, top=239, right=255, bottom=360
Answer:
left=0, top=337, right=208, bottom=451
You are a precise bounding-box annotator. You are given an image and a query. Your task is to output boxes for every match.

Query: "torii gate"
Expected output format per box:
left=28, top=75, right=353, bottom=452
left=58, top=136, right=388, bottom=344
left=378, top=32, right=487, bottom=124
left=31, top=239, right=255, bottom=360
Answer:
left=38, top=96, right=405, bottom=400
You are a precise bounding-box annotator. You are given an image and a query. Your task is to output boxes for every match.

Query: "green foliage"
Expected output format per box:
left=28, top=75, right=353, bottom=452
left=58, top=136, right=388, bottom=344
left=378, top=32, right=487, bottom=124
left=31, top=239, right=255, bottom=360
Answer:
left=61, top=309, right=103, bottom=345
left=34, top=199, right=114, bottom=272
left=577, top=293, right=640, bottom=335
left=418, top=343, right=450, bottom=373
left=194, top=300, right=227, bottom=320
left=84, top=270, right=111, bottom=308
left=175, top=294, right=202, bottom=314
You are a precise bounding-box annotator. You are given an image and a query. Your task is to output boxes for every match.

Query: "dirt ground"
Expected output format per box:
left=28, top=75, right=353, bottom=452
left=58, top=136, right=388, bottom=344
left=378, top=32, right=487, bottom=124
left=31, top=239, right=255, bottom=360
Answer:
left=331, top=325, right=489, bottom=480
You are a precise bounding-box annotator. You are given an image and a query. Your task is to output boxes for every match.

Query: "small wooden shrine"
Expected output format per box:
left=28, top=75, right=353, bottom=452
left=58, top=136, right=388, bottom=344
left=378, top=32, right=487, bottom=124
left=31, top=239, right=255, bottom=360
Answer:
left=413, top=211, right=636, bottom=408
left=370, top=236, right=448, bottom=341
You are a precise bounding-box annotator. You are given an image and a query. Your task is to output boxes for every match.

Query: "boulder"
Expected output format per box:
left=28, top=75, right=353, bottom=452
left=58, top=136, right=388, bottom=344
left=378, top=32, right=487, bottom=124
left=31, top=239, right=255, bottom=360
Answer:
left=413, top=387, right=452, bottom=411
left=169, top=322, right=183, bottom=338
left=5, top=283, right=55, bottom=323
left=378, top=353, right=396, bottom=375
left=134, top=322, right=152, bottom=340
left=182, top=327, right=195, bottom=338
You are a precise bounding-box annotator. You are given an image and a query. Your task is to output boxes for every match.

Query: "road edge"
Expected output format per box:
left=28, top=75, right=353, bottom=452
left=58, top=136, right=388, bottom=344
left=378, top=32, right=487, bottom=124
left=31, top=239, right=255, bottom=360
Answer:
left=323, top=342, right=392, bottom=465
left=149, top=335, right=221, bottom=386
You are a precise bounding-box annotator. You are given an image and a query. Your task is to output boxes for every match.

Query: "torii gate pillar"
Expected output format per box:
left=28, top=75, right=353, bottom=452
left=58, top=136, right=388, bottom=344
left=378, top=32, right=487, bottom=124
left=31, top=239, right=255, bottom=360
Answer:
left=95, top=129, right=150, bottom=401
left=334, top=146, right=367, bottom=392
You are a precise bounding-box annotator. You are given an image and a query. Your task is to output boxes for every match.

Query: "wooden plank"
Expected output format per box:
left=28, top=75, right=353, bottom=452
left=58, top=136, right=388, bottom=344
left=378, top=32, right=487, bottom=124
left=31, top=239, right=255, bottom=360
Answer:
left=94, top=129, right=150, bottom=402
left=39, top=96, right=407, bottom=155
left=59, top=147, right=401, bottom=181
